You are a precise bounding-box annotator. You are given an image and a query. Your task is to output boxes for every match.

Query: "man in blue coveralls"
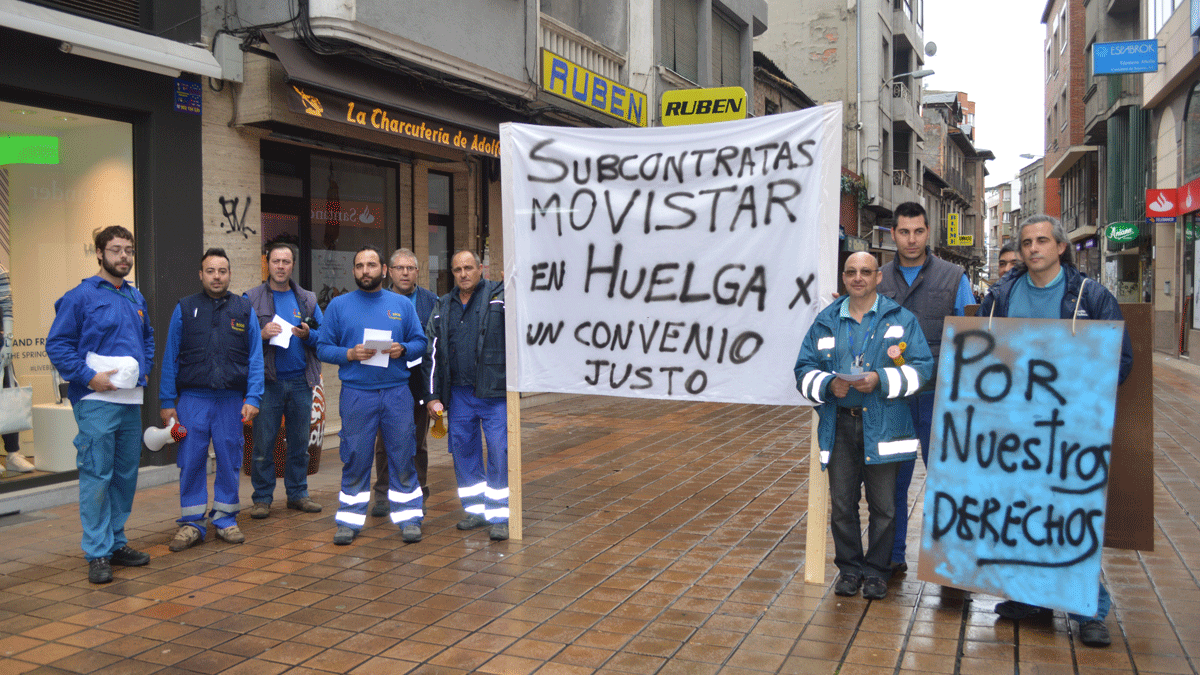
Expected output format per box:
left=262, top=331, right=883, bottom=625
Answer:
left=795, top=252, right=933, bottom=601
left=160, top=248, right=263, bottom=552
left=424, top=250, right=510, bottom=542
left=979, top=214, right=1133, bottom=648
left=47, top=225, right=155, bottom=584
left=317, top=245, right=427, bottom=545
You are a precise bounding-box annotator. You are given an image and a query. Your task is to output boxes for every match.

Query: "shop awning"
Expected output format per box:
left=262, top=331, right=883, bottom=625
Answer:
left=264, top=32, right=504, bottom=140
left=0, top=0, right=221, bottom=78
left=1046, top=145, right=1099, bottom=179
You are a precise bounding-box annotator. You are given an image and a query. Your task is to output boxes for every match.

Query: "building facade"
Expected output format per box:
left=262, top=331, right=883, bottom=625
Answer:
left=756, top=0, right=928, bottom=257
left=0, top=0, right=221, bottom=489
left=197, top=0, right=768, bottom=429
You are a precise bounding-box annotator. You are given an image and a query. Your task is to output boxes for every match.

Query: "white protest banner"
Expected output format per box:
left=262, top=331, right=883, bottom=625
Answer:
left=920, top=316, right=1124, bottom=616
left=500, top=106, right=842, bottom=405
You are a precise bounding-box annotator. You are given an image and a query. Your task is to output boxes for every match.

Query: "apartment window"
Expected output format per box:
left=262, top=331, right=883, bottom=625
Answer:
left=1060, top=90, right=1068, bottom=131
left=711, top=10, right=741, bottom=87
left=542, top=0, right=629, bottom=52
left=1151, top=0, right=1181, bottom=38
left=661, top=0, right=699, bottom=82
left=1184, top=82, right=1200, bottom=182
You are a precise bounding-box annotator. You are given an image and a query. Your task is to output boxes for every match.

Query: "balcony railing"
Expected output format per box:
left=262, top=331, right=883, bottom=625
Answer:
left=892, top=81, right=913, bottom=103
left=893, top=169, right=912, bottom=188
left=539, top=13, right=625, bottom=83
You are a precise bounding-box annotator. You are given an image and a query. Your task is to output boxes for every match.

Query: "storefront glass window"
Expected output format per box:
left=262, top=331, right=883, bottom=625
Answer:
left=1185, top=82, right=1200, bottom=183
left=1, top=102, right=133, bottom=482
left=428, top=172, right=453, bottom=294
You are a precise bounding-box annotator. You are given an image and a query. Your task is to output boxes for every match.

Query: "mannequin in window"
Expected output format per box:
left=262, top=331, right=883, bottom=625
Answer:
left=1, top=263, right=34, bottom=473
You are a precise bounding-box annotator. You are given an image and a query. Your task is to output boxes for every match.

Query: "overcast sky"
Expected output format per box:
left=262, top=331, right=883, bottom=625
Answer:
left=921, top=0, right=1047, bottom=188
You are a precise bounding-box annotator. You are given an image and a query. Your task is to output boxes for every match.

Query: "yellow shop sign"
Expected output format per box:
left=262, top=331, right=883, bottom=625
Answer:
left=661, top=87, right=747, bottom=126
left=541, top=49, right=647, bottom=127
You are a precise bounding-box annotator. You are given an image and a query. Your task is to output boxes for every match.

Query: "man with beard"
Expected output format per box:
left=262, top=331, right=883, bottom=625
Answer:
left=47, top=226, right=155, bottom=583
left=160, top=248, right=263, bottom=551
left=317, top=245, right=427, bottom=545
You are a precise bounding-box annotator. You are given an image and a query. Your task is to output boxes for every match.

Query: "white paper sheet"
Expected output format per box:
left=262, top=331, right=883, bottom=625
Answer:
left=269, top=314, right=293, bottom=349
left=362, top=328, right=392, bottom=368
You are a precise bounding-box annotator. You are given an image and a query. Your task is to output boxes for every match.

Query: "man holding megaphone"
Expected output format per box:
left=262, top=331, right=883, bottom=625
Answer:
left=159, top=248, right=264, bottom=553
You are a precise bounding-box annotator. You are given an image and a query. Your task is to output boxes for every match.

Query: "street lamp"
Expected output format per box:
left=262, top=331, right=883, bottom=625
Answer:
left=884, top=69, right=935, bottom=87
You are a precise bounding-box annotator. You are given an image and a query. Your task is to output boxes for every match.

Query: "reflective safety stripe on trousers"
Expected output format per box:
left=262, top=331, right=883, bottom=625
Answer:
left=389, top=487, right=423, bottom=524
left=459, top=480, right=486, bottom=514
left=336, top=490, right=371, bottom=527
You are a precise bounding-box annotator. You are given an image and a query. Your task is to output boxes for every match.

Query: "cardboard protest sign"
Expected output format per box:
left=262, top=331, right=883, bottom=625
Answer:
left=919, top=316, right=1124, bottom=617
left=499, top=106, right=841, bottom=405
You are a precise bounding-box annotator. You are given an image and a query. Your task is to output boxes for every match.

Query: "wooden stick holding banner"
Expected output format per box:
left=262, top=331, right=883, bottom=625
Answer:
left=805, top=408, right=828, bottom=583
left=507, top=390, right=523, bottom=540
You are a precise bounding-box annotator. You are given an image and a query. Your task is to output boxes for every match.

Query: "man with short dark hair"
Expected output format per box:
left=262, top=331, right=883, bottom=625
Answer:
left=47, top=226, right=155, bottom=584
left=371, top=248, right=438, bottom=518
left=317, top=246, right=427, bottom=545
left=160, top=248, right=263, bottom=552
left=795, top=252, right=933, bottom=600
left=996, top=242, right=1020, bottom=280
left=425, top=250, right=511, bottom=541
left=879, top=201, right=975, bottom=575
left=979, top=214, right=1132, bottom=648
left=246, top=242, right=324, bottom=519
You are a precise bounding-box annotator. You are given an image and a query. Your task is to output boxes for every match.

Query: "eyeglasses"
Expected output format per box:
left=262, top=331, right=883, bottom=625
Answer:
left=105, top=247, right=135, bottom=256
left=393, top=265, right=418, bottom=272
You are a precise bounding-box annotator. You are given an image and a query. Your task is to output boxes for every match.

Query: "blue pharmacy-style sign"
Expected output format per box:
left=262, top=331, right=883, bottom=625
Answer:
left=1092, top=39, right=1159, bottom=75
left=919, top=316, right=1124, bottom=617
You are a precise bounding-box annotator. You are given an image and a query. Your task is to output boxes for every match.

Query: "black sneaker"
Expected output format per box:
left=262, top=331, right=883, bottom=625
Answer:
left=109, top=546, right=150, bottom=567
left=833, top=573, right=862, bottom=597
left=370, top=502, right=389, bottom=518
left=995, top=600, right=1051, bottom=620
left=862, top=576, right=887, bottom=600
left=1079, top=620, right=1111, bottom=647
left=401, top=523, right=422, bottom=543
left=457, top=513, right=488, bottom=530
left=88, top=557, right=112, bottom=584
left=489, top=522, right=509, bottom=541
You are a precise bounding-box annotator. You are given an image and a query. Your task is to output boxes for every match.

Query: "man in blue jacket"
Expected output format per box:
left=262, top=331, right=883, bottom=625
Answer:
left=47, top=226, right=154, bottom=584
left=317, top=246, right=427, bottom=545
left=795, top=252, right=933, bottom=600
left=245, top=242, right=324, bottom=519
left=160, top=248, right=264, bottom=552
left=979, top=214, right=1132, bottom=648
left=424, top=250, right=510, bottom=541
left=370, top=248, right=438, bottom=518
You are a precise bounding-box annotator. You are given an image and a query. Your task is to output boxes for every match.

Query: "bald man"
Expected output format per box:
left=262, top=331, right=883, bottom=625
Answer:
left=794, top=252, right=934, bottom=601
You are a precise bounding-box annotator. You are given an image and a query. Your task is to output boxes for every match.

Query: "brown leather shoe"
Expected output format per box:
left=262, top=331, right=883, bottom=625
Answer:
left=287, top=497, right=322, bottom=513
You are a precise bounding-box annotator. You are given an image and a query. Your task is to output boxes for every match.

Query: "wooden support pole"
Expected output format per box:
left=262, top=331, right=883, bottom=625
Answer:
left=804, top=408, right=828, bottom=584
left=507, top=390, right=523, bottom=541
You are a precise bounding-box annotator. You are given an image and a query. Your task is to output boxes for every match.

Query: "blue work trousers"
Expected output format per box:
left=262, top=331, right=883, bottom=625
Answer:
left=337, top=385, right=421, bottom=530
left=892, top=389, right=934, bottom=563
left=447, top=385, right=509, bottom=523
left=250, top=376, right=313, bottom=504
left=176, top=393, right=243, bottom=531
left=72, top=400, right=142, bottom=561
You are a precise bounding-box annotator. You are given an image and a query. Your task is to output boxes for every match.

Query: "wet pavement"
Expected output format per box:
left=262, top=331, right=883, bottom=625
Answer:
left=1, top=353, right=1199, bottom=674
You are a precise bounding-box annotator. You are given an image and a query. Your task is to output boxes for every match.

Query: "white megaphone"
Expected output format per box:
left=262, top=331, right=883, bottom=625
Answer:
left=144, top=418, right=187, bottom=452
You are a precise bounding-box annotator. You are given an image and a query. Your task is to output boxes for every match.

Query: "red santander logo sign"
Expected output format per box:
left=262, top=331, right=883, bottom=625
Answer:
left=1147, top=188, right=1178, bottom=218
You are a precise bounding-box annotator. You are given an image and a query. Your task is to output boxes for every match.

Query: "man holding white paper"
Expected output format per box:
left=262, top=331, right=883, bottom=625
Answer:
left=316, top=245, right=427, bottom=545
left=47, top=225, right=154, bottom=584
left=245, top=242, right=324, bottom=519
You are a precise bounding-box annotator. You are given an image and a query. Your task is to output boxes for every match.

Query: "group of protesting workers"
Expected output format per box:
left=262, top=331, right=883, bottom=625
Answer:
left=795, top=201, right=1132, bottom=648
left=45, top=226, right=511, bottom=586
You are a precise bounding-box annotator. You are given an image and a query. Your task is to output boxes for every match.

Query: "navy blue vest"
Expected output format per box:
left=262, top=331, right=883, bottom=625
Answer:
left=177, top=292, right=253, bottom=392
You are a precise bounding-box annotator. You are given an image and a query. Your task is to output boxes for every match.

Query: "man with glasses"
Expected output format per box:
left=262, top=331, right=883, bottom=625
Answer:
left=794, top=252, right=932, bottom=600
left=371, top=249, right=438, bottom=518
left=47, top=226, right=155, bottom=584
